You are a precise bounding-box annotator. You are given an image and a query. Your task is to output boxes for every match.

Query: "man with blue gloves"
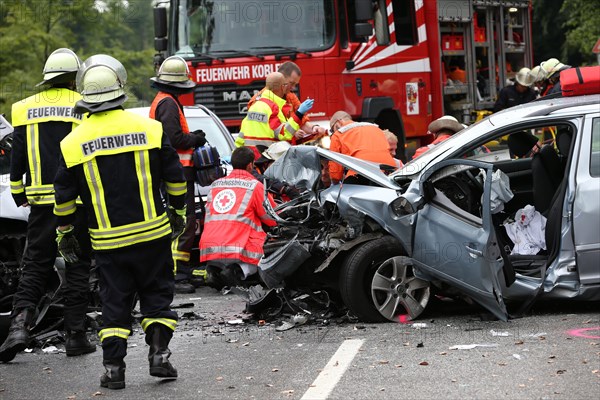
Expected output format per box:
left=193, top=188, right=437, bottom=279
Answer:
left=235, top=72, right=313, bottom=150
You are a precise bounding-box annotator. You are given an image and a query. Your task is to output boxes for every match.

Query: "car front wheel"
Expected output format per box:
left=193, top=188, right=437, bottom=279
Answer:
left=371, top=256, right=431, bottom=321
left=339, top=236, right=406, bottom=322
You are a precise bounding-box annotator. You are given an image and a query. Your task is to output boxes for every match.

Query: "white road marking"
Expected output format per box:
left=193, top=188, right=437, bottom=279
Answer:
left=301, top=339, right=364, bottom=400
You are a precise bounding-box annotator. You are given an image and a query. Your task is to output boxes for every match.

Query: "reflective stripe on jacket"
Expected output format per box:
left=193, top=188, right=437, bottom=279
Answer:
left=235, top=89, right=300, bottom=148
left=10, top=88, right=83, bottom=206
left=54, top=109, right=186, bottom=250
left=149, top=92, right=194, bottom=167
left=200, top=169, right=276, bottom=266
left=328, top=122, right=396, bottom=181
left=248, top=90, right=310, bottom=126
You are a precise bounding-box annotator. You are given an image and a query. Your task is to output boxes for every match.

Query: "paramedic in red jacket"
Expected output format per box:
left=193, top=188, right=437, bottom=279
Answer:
left=199, top=147, right=277, bottom=284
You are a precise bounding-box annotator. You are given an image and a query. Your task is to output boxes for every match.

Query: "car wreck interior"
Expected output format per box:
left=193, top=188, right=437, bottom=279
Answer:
left=430, top=122, right=576, bottom=285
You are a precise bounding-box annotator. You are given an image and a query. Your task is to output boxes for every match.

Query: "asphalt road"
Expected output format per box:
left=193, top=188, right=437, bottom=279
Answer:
left=1, top=287, right=599, bottom=400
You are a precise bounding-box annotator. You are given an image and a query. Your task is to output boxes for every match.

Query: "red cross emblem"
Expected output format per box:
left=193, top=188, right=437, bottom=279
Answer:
left=213, top=189, right=236, bottom=214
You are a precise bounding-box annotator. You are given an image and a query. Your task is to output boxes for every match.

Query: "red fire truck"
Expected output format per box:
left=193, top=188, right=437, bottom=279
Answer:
left=153, top=0, right=533, bottom=159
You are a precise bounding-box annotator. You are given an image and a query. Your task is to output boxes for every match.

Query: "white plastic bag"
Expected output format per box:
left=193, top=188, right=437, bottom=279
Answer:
left=504, top=205, right=547, bottom=255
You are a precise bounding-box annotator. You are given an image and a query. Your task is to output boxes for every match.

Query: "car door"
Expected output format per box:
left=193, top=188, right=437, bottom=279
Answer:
left=411, top=159, right=509, bottom=321
left=572, top=114, right=600, bottom=285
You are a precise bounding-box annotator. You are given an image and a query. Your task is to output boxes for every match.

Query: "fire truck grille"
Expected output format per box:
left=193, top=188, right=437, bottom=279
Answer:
left=193, top=81, right=266, bottom=121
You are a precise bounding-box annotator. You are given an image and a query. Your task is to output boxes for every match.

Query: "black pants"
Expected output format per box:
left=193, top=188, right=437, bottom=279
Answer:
left=96, top=237, right=177, bottom=360
left=173, top=174, right=204, bottom=281
left=13, top=206, right=91, bottom=332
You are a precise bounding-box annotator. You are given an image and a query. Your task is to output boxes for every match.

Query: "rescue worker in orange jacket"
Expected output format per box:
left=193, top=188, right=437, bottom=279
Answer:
left=248, top=61, right=327, bottom=143
left=328, top=111, right=396, bottom=185
left=199, top=146, right=277, bottom=287
left=149, top=56, right=207, bottom=294
left=235, top=72, right=312, bottom=148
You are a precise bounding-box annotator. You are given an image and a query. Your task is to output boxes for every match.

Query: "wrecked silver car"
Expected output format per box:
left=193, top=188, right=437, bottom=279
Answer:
left=261, top=94, right=600, bottom=322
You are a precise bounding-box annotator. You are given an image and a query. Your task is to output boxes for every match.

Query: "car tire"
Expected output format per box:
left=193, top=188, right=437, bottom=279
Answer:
left=339, top=236, right=405, bottom=323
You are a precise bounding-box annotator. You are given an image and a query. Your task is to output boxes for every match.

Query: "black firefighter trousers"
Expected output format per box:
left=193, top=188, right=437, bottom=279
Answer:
left=172, top=171, right=204, bottom=281
left=96, top=237, right=177, bottom=360
left=12, top=206, right=92, bottom=332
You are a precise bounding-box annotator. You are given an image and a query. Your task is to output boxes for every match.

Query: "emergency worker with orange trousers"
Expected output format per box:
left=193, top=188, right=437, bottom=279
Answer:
left=0, top=48, right=95, bottom=363
left=247, top=61, right=327, bottom=143
left=235, top=72, right=312, bottom=149
left=149, top=56, right=207, bottom=294
left=53, top=55, right=186, bottom=389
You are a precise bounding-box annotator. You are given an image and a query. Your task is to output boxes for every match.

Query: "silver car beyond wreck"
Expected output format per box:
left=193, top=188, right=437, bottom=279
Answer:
left=261, top=94, right=600, bottom=322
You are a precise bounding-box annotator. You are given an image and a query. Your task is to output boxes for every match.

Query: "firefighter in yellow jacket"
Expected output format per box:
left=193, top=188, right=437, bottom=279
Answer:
left=235, top=71, right=313, bottom=148
left=0, top=48, right=95, bottom=363
left=53, top=55, right=186, bottom=389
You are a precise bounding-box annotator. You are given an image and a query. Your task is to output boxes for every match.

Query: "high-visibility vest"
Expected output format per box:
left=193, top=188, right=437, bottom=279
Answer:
left=149, top=92, right=194, bottom=167
left=235, top=89, right=300, bottom=148
left=10, top=88, right=83, bottom=205
left=200, top=169, right=276, bottom=266
left=248, top=90, right=310, bottom=126
left=55, top=109, right=186, bottom=250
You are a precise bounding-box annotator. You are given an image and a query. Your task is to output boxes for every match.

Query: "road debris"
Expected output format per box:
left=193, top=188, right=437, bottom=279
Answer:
left=449, top=344, right=499, bottom=350
left=41, top=345, right=60, bottom=353
left=490, top=329, right=511, bottom=336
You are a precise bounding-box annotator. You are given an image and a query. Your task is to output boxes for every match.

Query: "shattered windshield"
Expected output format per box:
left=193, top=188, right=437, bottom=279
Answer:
left=175, top=0, right=336, bottom=57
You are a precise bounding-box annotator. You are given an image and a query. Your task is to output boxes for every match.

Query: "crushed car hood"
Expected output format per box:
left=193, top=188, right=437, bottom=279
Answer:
left=264, top=146, right=322, bottom=192
left=316, top=148, right=402, bottom=190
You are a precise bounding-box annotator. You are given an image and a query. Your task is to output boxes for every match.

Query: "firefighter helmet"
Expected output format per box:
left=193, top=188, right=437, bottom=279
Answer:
left=540, top=58, right=569, bottom=79
left=76, top=55, right=127, bottom=104
left=529, top=65, right=546, bottom=83
left=151, top=56, right=196, bottom=89
left=515, top=67, right=535, bottom=87
left=262, top=141, right=291, bottom=161
left=36, top=48, right=81, bottom=87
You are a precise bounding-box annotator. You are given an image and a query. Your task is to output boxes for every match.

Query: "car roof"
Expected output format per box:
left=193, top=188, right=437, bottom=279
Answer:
left=395, top=94, right=600, bottom=178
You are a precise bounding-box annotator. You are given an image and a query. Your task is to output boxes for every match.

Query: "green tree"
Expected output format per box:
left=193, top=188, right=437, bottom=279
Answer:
left=532, top=0, right=566, bottom=65
left=0, top=0, right=156, bottom=117
left=560, top=0, right=600, bottom=66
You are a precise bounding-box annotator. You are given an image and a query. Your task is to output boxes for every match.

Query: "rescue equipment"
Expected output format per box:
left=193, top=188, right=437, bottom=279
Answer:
left=560, top=66, right=600, bottom=97
left=192, top=144, right=226, bottom=186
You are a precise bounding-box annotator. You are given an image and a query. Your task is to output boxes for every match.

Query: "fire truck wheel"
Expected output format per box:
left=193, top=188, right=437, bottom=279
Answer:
left=339, top=236, right=405, bottom=323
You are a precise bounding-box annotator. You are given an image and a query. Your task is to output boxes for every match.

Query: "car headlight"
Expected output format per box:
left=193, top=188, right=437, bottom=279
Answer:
left=391, top=196, right=416, bottom=217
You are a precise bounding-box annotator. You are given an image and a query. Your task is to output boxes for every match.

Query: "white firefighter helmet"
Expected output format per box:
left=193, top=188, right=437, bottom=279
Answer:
left=262, top=141, right=292, bottom=161
left=515, top=67, right=535, bottom=87
left=151, top=56, right=196, bottom=89
left=540, top=58, right=568, bottom=79
left=528, top=65, right=547, bottom=83
left=36, top=48, right=81, bottom=87
left=76, top=55, right=127, bottom=104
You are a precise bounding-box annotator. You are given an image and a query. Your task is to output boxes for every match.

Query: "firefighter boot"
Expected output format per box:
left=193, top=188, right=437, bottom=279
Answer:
left=66, top=331, right=97, bottom=357
left=0, top=308, right=34, bottom=363
left=100, top=359, right=126, bottom=390
left=146, top=325, right=178, bottom=378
